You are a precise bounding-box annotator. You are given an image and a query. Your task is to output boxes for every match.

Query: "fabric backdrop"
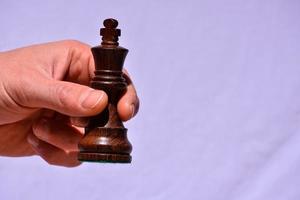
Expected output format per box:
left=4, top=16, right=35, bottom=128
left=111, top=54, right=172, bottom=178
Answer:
left=0, top=0, right=300, bottom=199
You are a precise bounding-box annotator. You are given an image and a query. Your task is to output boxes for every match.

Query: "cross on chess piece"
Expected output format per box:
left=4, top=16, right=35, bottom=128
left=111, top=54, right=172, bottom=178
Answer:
left=78, top=18, right=132, bottom=163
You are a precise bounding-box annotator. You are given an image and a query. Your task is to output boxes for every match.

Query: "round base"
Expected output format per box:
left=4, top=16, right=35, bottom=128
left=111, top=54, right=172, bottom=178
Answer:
left=78, top=152, right=131, bottom=163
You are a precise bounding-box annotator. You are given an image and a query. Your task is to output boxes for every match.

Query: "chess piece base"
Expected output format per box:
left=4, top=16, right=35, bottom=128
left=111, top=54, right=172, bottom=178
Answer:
left=78, top=152, right=131, bottom=163
left=78, top=127, right=132, bottom=163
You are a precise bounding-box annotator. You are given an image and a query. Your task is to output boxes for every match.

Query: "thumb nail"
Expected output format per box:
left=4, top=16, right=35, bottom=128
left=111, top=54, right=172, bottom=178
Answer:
left=81, top=90, right=105, bottom=109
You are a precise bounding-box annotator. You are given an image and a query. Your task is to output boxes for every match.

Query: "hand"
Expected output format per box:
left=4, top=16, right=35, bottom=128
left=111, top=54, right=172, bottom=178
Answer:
left=0, top=40, right=139, bottom=167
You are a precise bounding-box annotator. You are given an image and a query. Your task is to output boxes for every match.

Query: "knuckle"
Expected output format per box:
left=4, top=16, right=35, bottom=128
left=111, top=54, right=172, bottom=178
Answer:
left=45, top=156, right=58, bottom=166
left=55, top=84, right=71, bottom=107
left=35, top=148, right=55, bottom=165
left=38, top=148, right=58, bottom=166
left=52, top=83, right=78, bottom=111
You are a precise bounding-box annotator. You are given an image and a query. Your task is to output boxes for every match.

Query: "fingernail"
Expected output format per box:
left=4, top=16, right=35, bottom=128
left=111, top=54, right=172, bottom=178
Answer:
left=35, top=118, right=50, bottom=140
left=81, top=90, right=104, bottom=109
left=130, top=104, right=135, bottom=118
left=27, top=135, right=39, bottom=147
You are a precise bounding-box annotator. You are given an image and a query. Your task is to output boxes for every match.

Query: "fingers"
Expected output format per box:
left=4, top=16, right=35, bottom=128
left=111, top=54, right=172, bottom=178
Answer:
left=118, top=70, right=140, bottom=121
left=61, top=41, right=140, bottom=121
left=62, top=40, right=95, bottom=85
left=71, top=69, right=140, bottom=123
left=27, top=133, right=80, bottom=167
left=70, top=116, right=89, bottom=127
left=118, top=84, right=140, bottom=121
left=69, top=70, right=140, bottom=123
left=40, top=40, right=139, bottom=121
left=27, top=118, right=83, bottom=167
left=22, top=79, right=108, bottom=117
left=33, top=118, right=83, bottom=151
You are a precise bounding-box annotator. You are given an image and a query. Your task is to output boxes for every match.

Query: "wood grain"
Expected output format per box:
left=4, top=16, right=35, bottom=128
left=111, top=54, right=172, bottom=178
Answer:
left=78, top=18, right=132, bottom=163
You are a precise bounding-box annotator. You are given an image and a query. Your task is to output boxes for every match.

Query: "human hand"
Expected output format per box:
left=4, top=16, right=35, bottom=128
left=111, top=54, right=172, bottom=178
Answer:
left=0, top=40, right=139, bottom=167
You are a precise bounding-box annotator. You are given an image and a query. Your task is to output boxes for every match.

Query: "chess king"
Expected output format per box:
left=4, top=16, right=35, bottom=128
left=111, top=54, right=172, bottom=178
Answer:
left=78, top=18, right=132, bottom=163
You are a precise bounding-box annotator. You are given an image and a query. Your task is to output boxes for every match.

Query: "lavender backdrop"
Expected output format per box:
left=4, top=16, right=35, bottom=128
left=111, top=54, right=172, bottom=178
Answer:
left=1, top=0, right=300, bottom=199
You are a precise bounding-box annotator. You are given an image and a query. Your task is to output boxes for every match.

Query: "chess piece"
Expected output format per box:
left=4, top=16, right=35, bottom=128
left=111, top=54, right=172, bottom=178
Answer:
left=78, top=18, right=132, bottom=163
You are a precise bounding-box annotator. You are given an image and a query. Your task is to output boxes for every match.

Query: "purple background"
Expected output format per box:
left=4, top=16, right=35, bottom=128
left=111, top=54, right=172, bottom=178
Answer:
left=1, top=0, right=300, bottom=199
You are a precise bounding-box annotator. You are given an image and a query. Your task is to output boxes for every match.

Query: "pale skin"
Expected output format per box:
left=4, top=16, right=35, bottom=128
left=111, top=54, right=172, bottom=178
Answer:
left=0, top=40, right=139, bottom=167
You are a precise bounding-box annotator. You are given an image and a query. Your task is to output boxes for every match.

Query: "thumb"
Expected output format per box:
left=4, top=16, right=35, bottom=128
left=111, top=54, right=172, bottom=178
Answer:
left=24, top=79, right=108, bottom=116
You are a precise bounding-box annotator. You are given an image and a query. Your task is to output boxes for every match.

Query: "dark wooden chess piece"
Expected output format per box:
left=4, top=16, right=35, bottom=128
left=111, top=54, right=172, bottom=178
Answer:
left=78, top=18, right=132, bottom=163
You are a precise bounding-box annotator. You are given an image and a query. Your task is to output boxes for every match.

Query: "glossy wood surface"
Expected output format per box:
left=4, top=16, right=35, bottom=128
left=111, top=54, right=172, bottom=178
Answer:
left=78, top=18, right=132, bottom=163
